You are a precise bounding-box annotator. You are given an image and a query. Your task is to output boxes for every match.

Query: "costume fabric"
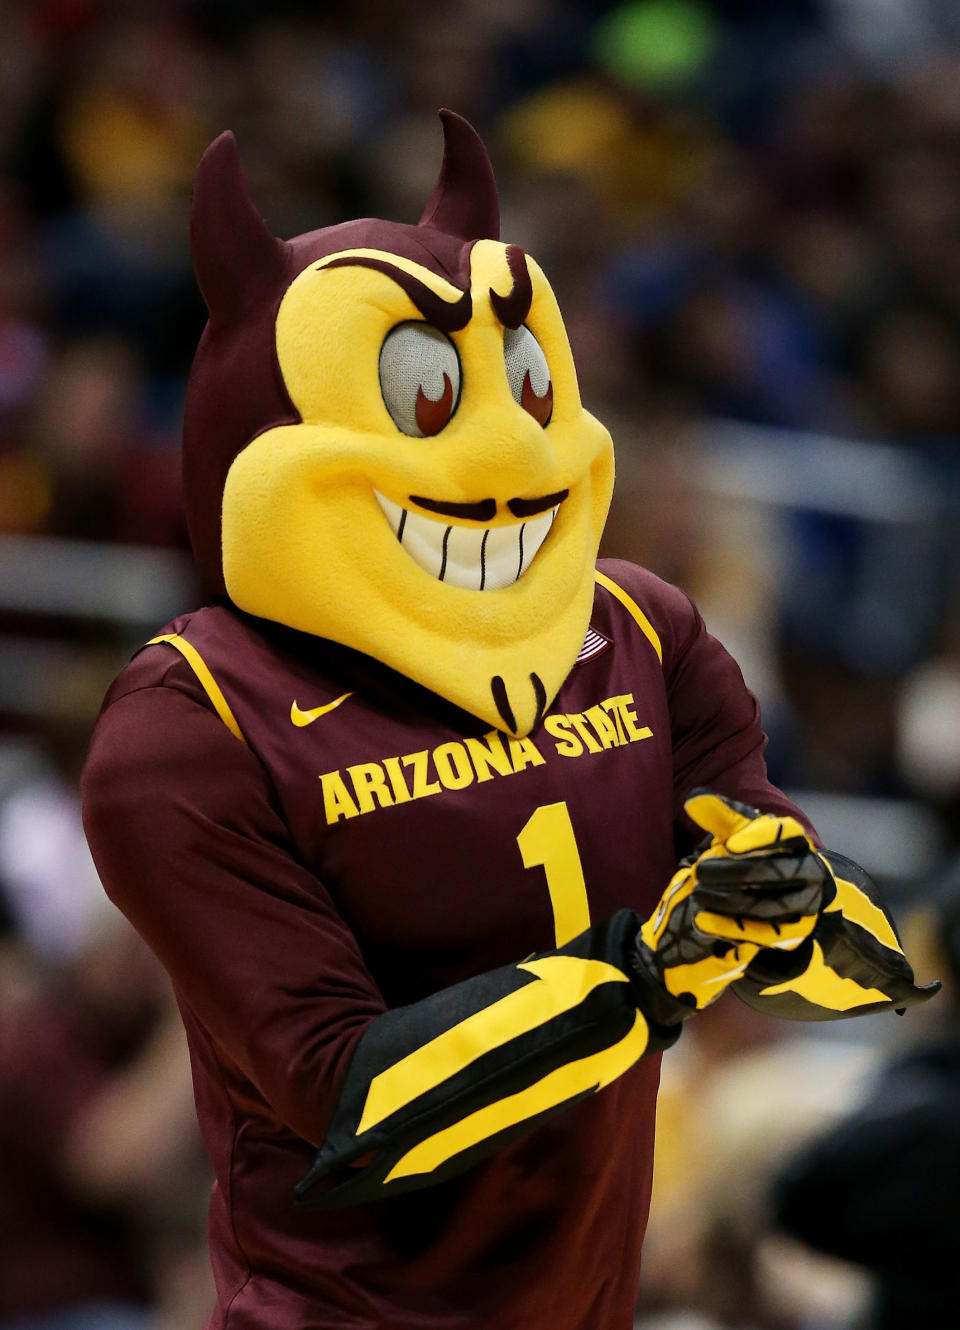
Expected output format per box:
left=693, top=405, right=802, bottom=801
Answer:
left=82, top=111, right=934, bottom=1330
left=84, top=560, right=811, bottom=1330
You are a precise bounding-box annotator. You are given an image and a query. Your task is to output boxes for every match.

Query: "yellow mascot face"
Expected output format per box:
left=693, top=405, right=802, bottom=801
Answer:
left=185, top=114, right=613, bottom=737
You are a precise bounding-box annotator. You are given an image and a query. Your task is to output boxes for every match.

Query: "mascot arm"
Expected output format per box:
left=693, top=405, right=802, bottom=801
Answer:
left=83, top=683, right=387, bottom=1147
left=84, top=678, right=819, bottom=1211
left=660, top=581, right=819, bottom=848
left=302, top=796, right=839, bottom=1210
left=84, top=682, right=690, bottom=1211
left=654, top=584, right=937, bottom=1021
left=294, top=908, right=677, bottom=1210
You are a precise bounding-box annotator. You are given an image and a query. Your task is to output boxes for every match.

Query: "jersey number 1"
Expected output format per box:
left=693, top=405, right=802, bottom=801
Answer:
left=517, top=802, right=591, bottom=946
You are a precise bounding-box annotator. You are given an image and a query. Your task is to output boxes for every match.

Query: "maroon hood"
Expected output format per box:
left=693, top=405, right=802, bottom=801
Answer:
left=183, top=110, right=499, bottom=594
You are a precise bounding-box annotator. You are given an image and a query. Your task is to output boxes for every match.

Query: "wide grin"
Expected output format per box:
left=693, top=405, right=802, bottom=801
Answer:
left=374, top=491, right=560, bottom=590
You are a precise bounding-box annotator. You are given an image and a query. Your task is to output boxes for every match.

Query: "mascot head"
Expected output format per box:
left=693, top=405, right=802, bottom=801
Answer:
left=184, top=110, right=614, bottom=736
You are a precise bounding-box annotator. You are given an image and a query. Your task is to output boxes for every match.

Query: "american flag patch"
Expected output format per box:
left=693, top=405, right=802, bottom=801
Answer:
left=576, top=626, right=610, bottom=663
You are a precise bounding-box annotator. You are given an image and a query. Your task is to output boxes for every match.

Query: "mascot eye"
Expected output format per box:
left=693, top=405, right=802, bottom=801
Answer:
left=379, top=323, right=461, bottom=437
left=503, top=325, right=553, bottom=426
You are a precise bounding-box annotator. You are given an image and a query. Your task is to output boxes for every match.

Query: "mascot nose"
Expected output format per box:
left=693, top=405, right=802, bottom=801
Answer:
left=453, top=406, right=557, bottom=500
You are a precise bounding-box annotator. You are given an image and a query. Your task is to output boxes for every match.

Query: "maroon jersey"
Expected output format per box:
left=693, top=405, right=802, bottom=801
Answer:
left=82, top=559, right=810, bottom=1330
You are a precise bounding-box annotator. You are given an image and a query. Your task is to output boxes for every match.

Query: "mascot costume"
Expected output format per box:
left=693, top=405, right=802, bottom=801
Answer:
left=83, top=113, right=937, bottom=1330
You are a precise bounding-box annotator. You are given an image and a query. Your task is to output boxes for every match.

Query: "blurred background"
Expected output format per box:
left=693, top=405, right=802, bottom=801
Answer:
left=1, top=0, right=958, bottom=1326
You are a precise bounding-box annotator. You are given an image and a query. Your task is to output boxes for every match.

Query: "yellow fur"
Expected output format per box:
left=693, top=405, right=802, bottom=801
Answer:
left=221, top=241, right=614, bottom=735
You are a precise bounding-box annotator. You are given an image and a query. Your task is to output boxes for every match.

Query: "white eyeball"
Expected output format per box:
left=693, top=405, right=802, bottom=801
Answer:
left=379, top=322, right=461, bottom=437
left=503, top=325, right=553, bottom=426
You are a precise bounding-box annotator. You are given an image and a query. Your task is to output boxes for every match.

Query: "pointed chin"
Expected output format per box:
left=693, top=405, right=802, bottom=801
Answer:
left=221, top=444, right=612, bottom=735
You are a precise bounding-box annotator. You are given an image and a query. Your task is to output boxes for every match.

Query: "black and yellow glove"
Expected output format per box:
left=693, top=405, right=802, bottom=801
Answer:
left=734, top=855, right=940, bottom=1020
left=297, top=790, right=937, bottom=1212
left=630, top=790, right=829, bottom=1019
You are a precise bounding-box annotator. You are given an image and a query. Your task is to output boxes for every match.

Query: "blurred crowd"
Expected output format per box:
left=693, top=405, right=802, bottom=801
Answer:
left=1, top=0, right=959, bottom=1327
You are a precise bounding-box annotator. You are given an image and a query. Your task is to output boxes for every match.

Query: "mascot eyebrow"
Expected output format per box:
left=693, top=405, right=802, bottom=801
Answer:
left=489, top=245, right=534, bottom=329
left=319, top=243, right=533, bottom=334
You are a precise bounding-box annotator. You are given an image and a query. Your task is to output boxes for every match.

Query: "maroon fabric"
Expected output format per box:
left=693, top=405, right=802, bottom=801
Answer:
left=184, top=113, right=497, bottom=596
left=417, top=109, right=499, bottom=241
left=190, top=133, right=290, bottom=329
left=320, top=255, right=474, bottom=331
left=0, top=992, right=150, bottom=1315
left=489, top=246, right=533, bottom=330
left=82, top=560, right=813, bottom=1330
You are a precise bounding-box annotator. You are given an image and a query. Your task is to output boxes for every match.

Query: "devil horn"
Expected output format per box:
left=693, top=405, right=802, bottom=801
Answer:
left=190, top=132, right=288, bottom=325
left=418, top=109, right=499, bottom=242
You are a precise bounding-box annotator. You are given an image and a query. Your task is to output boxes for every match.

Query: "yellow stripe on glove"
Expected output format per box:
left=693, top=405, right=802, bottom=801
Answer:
left=640, top=791, right=828, bottom=1012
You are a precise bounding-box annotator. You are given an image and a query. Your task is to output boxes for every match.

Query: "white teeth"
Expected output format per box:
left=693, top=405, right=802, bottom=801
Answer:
left=377, top=494, right=405, bottom=538
left=374, top=492, right=558, bottom=590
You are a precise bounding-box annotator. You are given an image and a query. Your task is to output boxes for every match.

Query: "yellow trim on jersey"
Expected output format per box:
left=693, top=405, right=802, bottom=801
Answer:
left=758, top=939, right=888, bottom=1010
left=357, top=955, right=630, bottom=1135
left=824, top=872, right=902, bottom=953
left=594, top=571, right=662, bottom=664
left=148, top=634, right=246, bottom=745
left=382, top=1007, right=650, bottom=1182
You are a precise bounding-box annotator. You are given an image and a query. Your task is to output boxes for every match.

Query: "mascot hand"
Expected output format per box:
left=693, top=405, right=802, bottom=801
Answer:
left=630, top=790, right=830, bottom=1019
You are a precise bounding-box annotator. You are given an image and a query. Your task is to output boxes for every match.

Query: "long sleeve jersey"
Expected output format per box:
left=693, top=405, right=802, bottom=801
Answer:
left=83, top=559, right=813, bottom=1330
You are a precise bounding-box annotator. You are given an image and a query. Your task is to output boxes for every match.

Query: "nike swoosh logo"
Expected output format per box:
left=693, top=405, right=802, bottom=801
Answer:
left=290, top=692, right=353, bottom=727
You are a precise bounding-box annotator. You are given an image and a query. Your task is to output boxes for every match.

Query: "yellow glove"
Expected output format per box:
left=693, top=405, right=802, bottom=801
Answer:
left=635, top=790, right=829, bottom=1016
